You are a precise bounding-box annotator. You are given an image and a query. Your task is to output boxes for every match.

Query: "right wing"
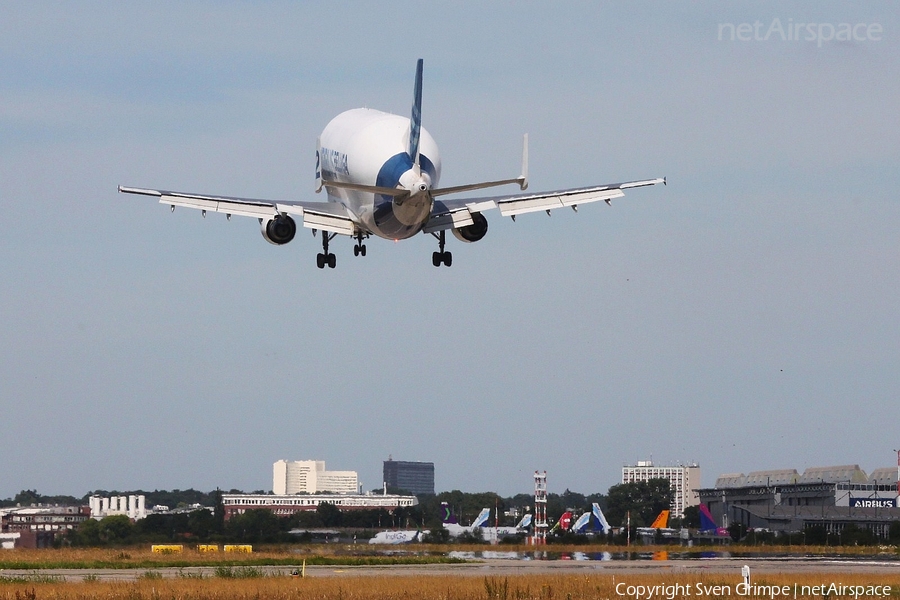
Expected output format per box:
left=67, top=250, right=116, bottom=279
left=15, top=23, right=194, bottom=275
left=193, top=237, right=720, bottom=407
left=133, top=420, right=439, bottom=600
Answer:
left=118, top=186, right=358, bottom=236
left=424, top=177, right=665, bottom=233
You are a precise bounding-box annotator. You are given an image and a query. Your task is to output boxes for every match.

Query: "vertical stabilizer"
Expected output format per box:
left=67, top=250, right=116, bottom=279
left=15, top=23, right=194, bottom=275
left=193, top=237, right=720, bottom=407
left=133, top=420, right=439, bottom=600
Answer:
left=571, top=512, right=591, bottom=533
left=472, top=508, right=491, bottom=528
left=649, top=510, right=670, bottom=529
left=698, top=503, right=718, bottom=531
left=440, top=502, right=457, bottom=524
left=407, top=58, right=424, bottom=166
left=516, top=513, right=533, bottom=529
left=592, top=503, right=611, bottom=533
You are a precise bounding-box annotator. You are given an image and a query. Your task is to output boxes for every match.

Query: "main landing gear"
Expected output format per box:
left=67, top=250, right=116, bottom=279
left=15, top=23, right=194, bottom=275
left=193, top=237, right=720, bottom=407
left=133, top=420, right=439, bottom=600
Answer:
left=353, top=232, right=367, bottom=257
left=316, top=230, right=337, bottom=269
left=431, top=230, right=452, bottom=267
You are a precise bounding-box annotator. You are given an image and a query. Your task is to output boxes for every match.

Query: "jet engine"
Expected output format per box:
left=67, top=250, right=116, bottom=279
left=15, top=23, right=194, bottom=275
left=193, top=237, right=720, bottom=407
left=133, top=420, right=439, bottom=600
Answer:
left=261, top=215, right=297, bottom=245
left=451, top=212, right=488, bottom=243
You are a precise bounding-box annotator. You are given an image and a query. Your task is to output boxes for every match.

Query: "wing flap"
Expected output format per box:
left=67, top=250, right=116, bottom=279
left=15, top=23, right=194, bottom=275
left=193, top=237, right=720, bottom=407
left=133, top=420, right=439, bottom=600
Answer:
left=296, top=210, right=356, bottom=235
left=160, top=194, right=275, bottom=219
left=497, top=188, right=625, bottom=216
left=120, top=186, right=357, bottom=235
left=428, top=177, right=663, bottom=222
left=423, top=209, right=475, bottom=234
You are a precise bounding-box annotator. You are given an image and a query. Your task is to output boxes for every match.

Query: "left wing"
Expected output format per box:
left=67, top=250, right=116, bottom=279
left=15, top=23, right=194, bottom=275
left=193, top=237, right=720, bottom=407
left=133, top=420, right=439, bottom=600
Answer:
left=424, top=177, right=665, bottom=233
left=118, top=186, right=357, bottom=236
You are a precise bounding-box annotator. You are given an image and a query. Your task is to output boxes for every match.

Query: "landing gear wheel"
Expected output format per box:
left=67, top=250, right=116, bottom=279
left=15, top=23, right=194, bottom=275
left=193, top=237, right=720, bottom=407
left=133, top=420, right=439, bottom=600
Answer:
left=353, top=233, right=368, bottom=258
left=432, top=251, right=452, bottom=267
left=318, top=232, right=337, bottom=269
left=431, top=231, right=453, bottom=267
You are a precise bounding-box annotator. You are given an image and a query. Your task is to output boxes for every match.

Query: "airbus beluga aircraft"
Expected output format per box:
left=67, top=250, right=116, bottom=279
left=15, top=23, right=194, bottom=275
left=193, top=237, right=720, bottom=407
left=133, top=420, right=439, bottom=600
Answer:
left=119, top=59, right=664, bottom=269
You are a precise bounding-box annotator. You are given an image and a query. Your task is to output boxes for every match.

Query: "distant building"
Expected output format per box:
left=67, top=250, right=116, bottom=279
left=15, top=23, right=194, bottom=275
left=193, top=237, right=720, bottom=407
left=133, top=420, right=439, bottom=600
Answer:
left=700, top=464, right=900, bottom=538
left=273, top=460, right=359, bottom=495
left=383, top=458, right=435, bottom=495
left=89, top=495, right=148, bottom=520
left=621, top=460, right=700, bottom=518
left=1, top=505, right=91, bottom=547
left=222, top=492, right=417, bottom=520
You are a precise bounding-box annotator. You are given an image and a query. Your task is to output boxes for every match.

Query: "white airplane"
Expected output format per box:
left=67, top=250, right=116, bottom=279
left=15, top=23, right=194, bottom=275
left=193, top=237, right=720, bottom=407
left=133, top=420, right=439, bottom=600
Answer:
left=443, top=507, right=491, bottom=537
left=119, top=59, right=664, bottom=268
left=571, top=503, right=611, bottom=534
left=368, top=529, right=426, bottom=545
left=479, top=513, right=532, bottom=542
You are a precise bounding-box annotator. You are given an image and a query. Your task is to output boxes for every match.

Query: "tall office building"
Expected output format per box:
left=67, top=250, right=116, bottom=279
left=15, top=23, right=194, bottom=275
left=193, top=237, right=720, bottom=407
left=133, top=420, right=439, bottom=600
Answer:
left=273, top=460, right=358, bottom=495
left=383, top=458, right=435, bottom=495
left=621, top=460, right=700, bottom=517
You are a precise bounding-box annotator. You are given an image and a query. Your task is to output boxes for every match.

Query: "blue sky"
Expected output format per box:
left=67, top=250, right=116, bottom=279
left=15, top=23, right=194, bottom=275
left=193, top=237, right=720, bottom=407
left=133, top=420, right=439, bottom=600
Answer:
left=1, top=2, right=898, bottom=500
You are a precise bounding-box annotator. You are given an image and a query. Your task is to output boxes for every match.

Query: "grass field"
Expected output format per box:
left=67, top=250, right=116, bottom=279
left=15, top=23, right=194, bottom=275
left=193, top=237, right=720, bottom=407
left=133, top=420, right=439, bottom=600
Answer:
left=0, top=546, right=468, bottom=570
left=0, top=543, right=897, bottom=570
left=0, top=571, right=898, bottom=599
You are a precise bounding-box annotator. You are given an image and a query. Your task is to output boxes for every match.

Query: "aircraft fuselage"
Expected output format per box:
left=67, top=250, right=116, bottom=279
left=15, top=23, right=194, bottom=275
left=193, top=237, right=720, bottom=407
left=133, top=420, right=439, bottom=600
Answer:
left=319, top=108, right=442, bottom=240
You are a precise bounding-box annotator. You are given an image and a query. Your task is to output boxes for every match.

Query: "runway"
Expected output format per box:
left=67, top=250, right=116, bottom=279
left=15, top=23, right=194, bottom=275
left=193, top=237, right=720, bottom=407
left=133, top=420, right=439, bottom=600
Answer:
left=1, top=557, right=897, bottom=582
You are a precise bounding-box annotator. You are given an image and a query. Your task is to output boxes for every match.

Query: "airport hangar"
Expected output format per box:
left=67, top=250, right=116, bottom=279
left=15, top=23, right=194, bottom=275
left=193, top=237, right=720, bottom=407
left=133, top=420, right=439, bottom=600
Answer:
left=221, top=493, right=417, bottom=520
left=699, top=465, right=900, bottom=538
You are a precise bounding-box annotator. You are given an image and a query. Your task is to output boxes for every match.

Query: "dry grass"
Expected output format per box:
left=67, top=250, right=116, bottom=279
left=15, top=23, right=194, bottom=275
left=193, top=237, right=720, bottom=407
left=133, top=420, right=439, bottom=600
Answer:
left=1, top=543, right=895, bottom=570
left=0, top=546, right=461, bottom=570
left=0, top=572, right=898, bottom=599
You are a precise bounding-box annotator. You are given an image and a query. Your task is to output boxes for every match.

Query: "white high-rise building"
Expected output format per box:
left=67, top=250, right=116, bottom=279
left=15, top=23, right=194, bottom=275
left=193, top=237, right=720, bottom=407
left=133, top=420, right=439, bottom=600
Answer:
left=621, top=460, right=700, bottom=518
left=273, top=460, right=358, bottom=495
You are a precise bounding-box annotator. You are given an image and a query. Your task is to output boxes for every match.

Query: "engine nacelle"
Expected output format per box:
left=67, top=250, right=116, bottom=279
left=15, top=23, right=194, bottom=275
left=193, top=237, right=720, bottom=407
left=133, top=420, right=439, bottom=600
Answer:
left=451, top=212, right=488, bottom=243
left=261, top=215, right=297, bottom=245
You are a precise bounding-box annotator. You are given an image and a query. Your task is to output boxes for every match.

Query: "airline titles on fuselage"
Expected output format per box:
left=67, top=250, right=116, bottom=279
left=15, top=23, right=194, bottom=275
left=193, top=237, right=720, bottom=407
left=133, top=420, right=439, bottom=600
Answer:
left=320, top=147, right=350, bottom=179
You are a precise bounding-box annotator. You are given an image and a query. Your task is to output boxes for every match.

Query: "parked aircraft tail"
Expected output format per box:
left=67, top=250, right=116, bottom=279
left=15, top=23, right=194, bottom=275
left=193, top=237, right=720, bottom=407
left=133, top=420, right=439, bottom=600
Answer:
left=571, top=511, right=591, bottom=533
left=698, top=503, right=729, bottom=535
left=516, top=513, right=533, bottom=529
left=649, top=510, right=670, bottom=529
left=698, top=504, right=717, bottom=531
left=592, top=503, right=611, bottom=534
left=440, top=502, right=457, bottom=525
left=472, top=507, right=491, bottom=528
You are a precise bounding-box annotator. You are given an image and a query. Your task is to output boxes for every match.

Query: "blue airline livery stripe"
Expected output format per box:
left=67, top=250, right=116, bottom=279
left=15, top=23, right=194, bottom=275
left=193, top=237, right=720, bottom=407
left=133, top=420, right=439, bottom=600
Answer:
left=408, top=58, right=423, bottom=160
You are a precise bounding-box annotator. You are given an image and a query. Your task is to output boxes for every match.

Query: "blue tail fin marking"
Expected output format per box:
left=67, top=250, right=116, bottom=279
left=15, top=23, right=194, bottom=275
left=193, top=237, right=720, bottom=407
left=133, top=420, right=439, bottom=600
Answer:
left=699, top=503, right=718, bottom=532
left=407, top=58, right=423, bottom=163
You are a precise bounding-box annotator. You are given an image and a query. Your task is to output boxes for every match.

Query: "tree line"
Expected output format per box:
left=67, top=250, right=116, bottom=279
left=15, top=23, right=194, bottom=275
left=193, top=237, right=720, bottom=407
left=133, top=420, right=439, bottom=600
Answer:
left=4, top=480, right=679, bottom=547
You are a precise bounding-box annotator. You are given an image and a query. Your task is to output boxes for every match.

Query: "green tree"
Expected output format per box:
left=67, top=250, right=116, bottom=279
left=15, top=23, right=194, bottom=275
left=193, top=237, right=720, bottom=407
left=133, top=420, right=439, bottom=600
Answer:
left=605, top=479, right=672, bottom=527
left=99, top=515, right=134, bottom=543
left=213, top=488, right=225, bottom=534
left=188, top=509, right=215, bottom=538
left=70, top=518, right=102, bottom=546
left=225, top=508, right=285, bottom=543
left=316, top=502, right=343, bottom=527
left=422, top=523, right=450, bottom=543
left=681, top=505, right=700, bottom=529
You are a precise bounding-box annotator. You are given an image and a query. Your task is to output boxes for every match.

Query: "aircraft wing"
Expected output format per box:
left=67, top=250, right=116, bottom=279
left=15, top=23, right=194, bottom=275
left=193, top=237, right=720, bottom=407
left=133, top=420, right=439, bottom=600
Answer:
left=118, top=186, right=357, bottom=236
left=424, top=177, right=664, bottom=233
